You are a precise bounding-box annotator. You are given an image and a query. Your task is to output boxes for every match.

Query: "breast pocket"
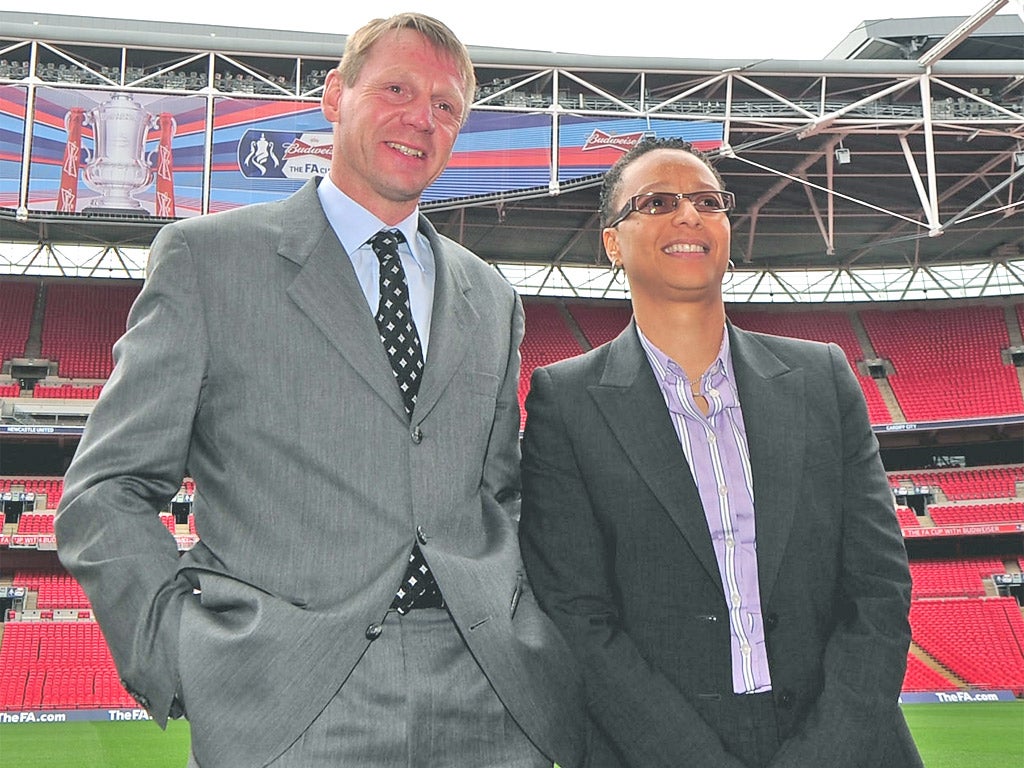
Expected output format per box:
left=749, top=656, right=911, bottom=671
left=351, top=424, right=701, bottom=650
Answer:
left=462, top=369, right=501, bottom=399
left=456, top=369, right=502, bottom=423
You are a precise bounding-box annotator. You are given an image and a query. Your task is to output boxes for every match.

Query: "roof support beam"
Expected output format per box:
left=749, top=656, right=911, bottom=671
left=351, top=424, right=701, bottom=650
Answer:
left=552, top=210, right=600, bottom=266
left=796, top=78, right=918, bottom=140
left=917, top=0, right=1011, bottom=67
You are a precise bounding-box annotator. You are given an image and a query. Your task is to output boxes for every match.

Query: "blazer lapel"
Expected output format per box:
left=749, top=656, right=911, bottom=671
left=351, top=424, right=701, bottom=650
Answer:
left=280, top=180, right=408, bottom=422
left=411, top=220, right=478, bottom=422
left=728, top=325, right=805, bottom=606
left=588, top=323, right=724, bottom=588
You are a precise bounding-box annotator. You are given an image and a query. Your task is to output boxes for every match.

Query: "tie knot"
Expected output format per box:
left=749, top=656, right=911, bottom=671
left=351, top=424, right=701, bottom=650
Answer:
left=368, top=229, right=406, bottom=263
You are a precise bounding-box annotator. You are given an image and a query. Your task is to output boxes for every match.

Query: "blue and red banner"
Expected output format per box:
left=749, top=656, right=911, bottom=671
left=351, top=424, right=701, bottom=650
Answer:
left=0, top=86, right=724, bottom=217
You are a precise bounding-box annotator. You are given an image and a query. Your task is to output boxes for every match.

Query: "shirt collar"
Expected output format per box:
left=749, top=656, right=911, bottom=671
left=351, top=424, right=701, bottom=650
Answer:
left=636, top=324, right=739, bottom=406
left=316, top=176, right=426, bottom=269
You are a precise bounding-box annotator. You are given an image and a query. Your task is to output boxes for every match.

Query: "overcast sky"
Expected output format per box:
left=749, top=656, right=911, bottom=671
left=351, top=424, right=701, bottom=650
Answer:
left=23, top=1, right=1022, bottom=60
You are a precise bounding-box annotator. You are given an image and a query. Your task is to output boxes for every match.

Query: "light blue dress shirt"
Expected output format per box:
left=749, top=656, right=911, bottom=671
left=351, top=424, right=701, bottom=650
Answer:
left=317, top=176, right=435, bottom=356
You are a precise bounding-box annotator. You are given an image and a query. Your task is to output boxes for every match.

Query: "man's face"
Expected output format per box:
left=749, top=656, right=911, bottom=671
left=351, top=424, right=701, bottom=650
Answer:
left=321, top=29, right=467, bottom=224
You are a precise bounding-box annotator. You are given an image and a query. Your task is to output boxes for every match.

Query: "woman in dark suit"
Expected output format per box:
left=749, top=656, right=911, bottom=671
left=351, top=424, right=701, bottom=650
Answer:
left=519, top=137, right=923, bottom=768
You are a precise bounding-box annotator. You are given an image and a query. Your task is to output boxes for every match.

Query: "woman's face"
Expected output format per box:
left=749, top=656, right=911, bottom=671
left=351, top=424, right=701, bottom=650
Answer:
left=602, top=149, right=732, bottom=308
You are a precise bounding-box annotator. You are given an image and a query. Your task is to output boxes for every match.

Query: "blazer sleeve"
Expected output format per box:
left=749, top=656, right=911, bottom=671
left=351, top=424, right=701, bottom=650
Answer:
left=766, top=343, right=915, bottom=767
left=481, top=293, right=525, bottom=519
left=520, top=365, right=747, bottom=768
left=54, top=223, right=209, bottom=726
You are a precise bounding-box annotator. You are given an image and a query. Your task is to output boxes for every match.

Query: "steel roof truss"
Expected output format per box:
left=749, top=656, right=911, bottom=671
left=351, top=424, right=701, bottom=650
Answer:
left=558, top=71, right=642, bottom=114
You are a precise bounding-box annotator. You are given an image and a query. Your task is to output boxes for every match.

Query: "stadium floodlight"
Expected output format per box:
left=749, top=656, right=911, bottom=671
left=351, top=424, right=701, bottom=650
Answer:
left=835, top=146, right=851, bottom=165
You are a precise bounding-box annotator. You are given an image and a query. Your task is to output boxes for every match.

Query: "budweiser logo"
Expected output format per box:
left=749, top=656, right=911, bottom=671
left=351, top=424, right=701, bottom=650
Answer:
left=283, top=140, right=333, bottom=159
left=581, top=129, right=647, bottom=153
left=239, top=130, right=332, bottom=180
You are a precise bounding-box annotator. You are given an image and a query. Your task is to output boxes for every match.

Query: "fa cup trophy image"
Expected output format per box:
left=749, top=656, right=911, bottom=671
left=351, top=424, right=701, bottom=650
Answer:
left=59, top=93, right=177, bottom=216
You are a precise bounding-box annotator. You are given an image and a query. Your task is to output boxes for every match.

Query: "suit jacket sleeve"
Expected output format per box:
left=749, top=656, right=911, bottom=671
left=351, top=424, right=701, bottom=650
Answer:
left=520, top=365, right=747, bottom=768
left=767, top=343, right=914, bottom=767
left=55, top=223, right=207, bottom=725
left=483, top=294, right=525, bottom=518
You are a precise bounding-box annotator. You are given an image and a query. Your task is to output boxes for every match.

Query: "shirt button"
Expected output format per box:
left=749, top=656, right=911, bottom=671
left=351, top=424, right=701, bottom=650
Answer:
left=719, top=484, right=728, bottom=496
left=741, top=643, right=751, bottom=656
left=731, top=592, right=741, bottom=604
left=708, top=434, right=717, bottom=444
left=411, top=426, right=423, bottom=444
left=708, top=387, right=719, bottom=397
left=726, top=537, right=735, bottom=549
left=416, top=525, right=428, bottom=545
left=365, top=623, right=383, bottom=640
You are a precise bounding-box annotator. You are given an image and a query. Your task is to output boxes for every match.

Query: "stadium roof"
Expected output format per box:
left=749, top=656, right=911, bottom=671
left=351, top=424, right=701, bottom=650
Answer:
left=0, top=7, right=1022, bottom=302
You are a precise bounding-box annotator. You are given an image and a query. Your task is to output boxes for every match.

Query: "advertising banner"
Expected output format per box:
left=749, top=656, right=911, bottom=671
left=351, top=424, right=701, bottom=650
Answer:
left=26, top=87, right=207, bottom=217
left=5, top=89, right=729, bottom=217
left=435, top=111, right=552, bottom=202
left=898, top=690, right=1017, bottom=704
left=557, top=116, right=724, bottom=185
left=903, top=523, right=1024, bottom=538
left=0, top=708, right=154, bottom=724
left=209, top=97, right=329, bottom=211
left=210, top=105, right=556, bottom=210
left=0, top=85, right=27, bottom=209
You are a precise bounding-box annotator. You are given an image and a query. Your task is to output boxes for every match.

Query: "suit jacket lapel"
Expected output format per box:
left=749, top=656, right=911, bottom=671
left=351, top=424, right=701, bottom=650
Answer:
left=589, top=322, right=724, bottom=588
left=281, top=179, right=408, bottom=422
left=412, top=219, right=478, bottom=422
left=728, top=325, right=805, bottom=606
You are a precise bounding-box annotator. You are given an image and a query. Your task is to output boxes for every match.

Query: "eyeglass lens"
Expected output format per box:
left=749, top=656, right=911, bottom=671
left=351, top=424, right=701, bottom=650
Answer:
left=637, top=191, right=730, bottom=214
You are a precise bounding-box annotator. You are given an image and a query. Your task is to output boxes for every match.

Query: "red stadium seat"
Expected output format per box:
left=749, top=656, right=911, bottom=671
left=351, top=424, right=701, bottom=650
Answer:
left=39, top=283, right=139, bottom=379
left=860, top=306, right=1024, bottom=421
left=0, top=281, right=36, bottom=365
left=0, top=622, right=130, bottom=710
left=910, top=598, right=1024, bottom=694
left=729, top=308, right=893, bottom=424
left=519, top=301, right=586, bottom=428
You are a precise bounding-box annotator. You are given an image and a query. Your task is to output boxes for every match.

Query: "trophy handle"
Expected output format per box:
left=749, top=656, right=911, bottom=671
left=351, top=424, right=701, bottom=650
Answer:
left=144, top=113, right=158, bottom=169
left=145, top=113, right=176, bottom=169
left=71, top=109, right=94, bottom=166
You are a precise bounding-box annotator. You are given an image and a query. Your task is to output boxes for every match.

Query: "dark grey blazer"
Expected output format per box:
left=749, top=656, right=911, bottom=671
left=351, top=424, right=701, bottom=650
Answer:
left=520, top=321, right=923, bottom=768
left=55, top=179, right=585, bottom=768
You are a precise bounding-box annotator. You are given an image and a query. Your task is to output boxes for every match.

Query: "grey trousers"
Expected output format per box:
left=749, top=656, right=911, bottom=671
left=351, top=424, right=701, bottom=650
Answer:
left=188, top=608, right=551, bottom=768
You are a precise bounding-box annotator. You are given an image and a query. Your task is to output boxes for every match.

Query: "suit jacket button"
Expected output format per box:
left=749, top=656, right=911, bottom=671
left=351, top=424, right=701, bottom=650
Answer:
left=411, top=426, right=423, bottom=444
left=416, top=525, right=428, bottom=545
left=365, top=623, right=383, bottom=641
left=764, top=613, right=779, bottom=630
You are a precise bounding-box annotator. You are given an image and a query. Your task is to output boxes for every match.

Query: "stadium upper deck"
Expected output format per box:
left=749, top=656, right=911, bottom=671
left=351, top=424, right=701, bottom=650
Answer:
left=0, top=9, right=1021, bottom=301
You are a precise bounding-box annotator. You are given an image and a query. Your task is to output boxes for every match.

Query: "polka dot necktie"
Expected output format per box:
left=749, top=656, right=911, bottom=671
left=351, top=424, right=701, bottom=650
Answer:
left=369, top=229, right=423, bottom=420
left=368, top=230, right=443, bottom=614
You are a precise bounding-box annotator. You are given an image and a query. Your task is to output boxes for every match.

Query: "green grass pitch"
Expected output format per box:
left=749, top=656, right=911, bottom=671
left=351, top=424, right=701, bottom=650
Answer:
left=0, top=720, right=190, bottom=767
left=902, top=702, right=1024, bottom=768
left=0, top=703, right=1021, bottom=766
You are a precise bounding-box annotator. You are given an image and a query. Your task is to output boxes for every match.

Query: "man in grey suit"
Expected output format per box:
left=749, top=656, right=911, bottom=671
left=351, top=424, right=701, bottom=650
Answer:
left=519, top=138, right=923, bottom=767
left=56, top=13, right=584, bottom=768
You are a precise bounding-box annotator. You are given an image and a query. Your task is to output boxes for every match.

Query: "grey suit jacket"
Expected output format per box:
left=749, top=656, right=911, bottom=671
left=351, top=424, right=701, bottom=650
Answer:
left=520, top=321, right=923, bottom=768
left=55, top=179, right=585, bottom=768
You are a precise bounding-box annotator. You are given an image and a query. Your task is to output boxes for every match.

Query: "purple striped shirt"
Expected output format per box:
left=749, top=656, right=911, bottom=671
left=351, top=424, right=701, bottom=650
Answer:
left=638, top=326, right=772, bottom=694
